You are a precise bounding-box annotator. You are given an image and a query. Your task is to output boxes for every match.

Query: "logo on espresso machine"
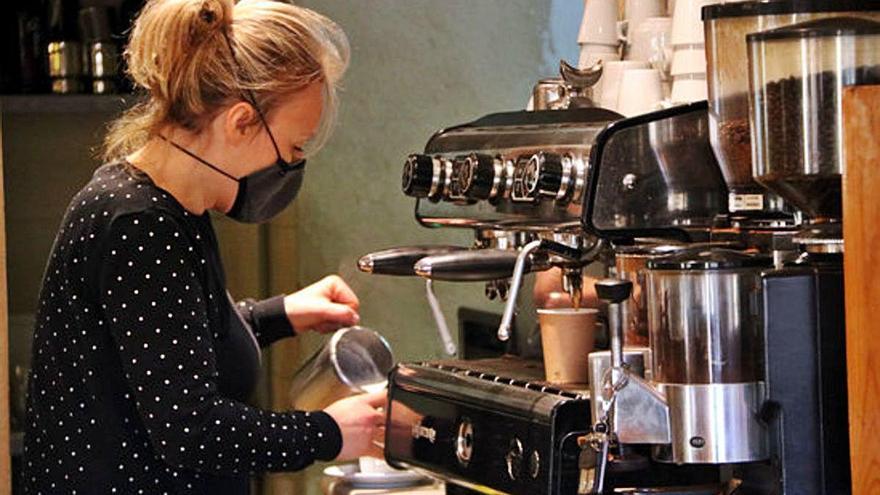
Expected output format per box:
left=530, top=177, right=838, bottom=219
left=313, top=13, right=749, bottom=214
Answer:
left=411, top=420, right=437, bottom=443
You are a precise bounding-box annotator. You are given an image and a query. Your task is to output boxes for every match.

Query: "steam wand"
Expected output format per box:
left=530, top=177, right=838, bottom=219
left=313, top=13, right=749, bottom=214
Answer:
left=425, top=279, right=457, bottom=356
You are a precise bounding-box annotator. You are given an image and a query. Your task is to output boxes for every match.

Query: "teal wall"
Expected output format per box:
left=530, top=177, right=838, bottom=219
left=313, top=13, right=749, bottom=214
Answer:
left=293, top=0, right=583, bottom=359
left=290, top=2, right=583, bottom=491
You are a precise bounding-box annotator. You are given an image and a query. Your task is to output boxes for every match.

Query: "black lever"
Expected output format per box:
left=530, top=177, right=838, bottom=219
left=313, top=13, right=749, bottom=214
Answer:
left=414, top=249, right=529, bottom=282
left=595, top=279, right=633, bottom=371
left=595, top=279, right=632, bottom=304
left=357, top=246, right=467, bottom=276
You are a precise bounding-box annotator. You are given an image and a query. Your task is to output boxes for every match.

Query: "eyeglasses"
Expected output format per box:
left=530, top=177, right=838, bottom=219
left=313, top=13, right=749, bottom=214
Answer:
left=221, top=30, right=303, bottom=175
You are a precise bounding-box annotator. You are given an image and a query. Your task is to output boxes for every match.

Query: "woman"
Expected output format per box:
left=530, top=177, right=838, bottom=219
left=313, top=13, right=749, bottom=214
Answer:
left=23, top=0, right=384, bottom=492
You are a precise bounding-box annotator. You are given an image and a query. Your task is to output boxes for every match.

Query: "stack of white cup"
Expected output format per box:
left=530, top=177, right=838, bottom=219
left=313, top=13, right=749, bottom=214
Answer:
left=577, top=0, right=621, bottom=69
left=611, top=0, right=669, bottom=116
left=616, top=68, right=666, bottom=116
left=668, top=0, right=715, bottom=103
left=598, top=60, right=648, bottom=111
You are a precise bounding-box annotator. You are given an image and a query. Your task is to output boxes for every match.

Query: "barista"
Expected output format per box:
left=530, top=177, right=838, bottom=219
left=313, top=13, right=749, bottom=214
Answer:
left=23, top=1, right=382, bottom=493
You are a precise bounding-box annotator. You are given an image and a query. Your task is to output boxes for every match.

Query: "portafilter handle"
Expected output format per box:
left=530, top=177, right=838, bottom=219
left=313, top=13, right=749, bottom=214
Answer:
left=357, top=245, right=467, bottom=276
left=594, top=279, right=633, bottom=371
left=414, top=249, right=529, bottom=282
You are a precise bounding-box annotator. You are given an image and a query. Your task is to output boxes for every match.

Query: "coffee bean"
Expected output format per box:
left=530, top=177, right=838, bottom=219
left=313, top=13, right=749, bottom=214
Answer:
left=751, top=64, right=880, bottom=219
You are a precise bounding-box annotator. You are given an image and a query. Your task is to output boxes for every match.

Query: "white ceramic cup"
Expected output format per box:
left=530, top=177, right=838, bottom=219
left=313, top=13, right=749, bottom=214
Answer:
left=617, top=68, right=664, bottom=116
left=358, top=456, right=396, bottom=474
left=624, top=0, right=665, bottom=35
left=579, top=0, right=621, bottom=46
left=670, top=45, right=707, bottom=76
left=671, top=0, right=715, bottom=46
left=599, top=60, right=649, bottom=111
left=670, top=73, right=708, bottom=103
left=579, top=43, right=621, bottom=70
left=628, top=16, right=672, bottom=71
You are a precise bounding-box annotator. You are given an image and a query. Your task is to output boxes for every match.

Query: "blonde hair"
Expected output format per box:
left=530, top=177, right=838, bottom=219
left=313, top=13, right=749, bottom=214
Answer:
left=104, top=0, right=350, bottom=160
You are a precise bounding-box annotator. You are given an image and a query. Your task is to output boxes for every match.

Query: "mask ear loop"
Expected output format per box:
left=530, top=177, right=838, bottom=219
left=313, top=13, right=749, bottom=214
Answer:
left=221, top=30, right=289, bottom=172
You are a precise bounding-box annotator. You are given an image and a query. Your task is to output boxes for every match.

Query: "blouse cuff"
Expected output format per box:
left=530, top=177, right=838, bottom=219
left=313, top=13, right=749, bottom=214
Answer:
left=251, top=295, right=296, bottom=342
left=310, top=411, right=344, bottom=461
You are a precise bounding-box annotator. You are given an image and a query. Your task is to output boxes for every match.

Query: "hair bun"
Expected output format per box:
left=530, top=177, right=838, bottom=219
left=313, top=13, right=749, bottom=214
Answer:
left=125, top=0, right=233, bottom=100
left=192, top=0, right=232, bottom=42
left=107, top=0, right=351, bottom=161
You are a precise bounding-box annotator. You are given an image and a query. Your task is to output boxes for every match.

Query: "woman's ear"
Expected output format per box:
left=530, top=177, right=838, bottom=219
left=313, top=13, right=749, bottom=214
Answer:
left=224, top=101, right=259, bottom=145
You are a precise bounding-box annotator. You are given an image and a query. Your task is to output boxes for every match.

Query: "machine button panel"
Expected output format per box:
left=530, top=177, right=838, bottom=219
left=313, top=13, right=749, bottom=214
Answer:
left=407, top=150, right=586, bottom=207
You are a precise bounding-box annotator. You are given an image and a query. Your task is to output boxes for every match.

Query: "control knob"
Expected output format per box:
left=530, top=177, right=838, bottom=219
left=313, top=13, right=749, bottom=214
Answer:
left=506, top=437, right=524, bottom=480
left=528, top=152, right=565, bottom=199
left=456, top=418, right=474, bottom=467
left=461, top=153, right=498, bottom=200
left=402, top=154, right=440, bottom=199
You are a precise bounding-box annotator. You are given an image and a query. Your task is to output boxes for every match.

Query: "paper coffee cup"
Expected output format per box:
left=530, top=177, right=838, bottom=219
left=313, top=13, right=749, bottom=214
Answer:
left=538, top=308, right=599, bottom=384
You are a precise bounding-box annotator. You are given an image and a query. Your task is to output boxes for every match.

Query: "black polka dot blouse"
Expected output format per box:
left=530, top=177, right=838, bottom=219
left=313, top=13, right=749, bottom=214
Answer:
left=23, top=162, right=342, bottom=494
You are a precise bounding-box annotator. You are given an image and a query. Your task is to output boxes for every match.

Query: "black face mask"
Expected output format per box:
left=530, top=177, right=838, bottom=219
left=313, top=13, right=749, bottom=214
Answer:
left=161, top=136, right=306, bottom=224
left=227, top=157, right=305, bottom=223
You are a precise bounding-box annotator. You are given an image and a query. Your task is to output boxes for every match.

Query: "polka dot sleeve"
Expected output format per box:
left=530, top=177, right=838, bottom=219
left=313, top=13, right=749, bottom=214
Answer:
left=97, top=209, right=342, bottom=474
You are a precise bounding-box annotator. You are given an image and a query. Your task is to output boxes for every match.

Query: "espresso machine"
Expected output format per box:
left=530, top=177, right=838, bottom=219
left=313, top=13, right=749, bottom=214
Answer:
left=357, top=53, right=729, bottom=491
left=357, top=62, right=623, bottom=494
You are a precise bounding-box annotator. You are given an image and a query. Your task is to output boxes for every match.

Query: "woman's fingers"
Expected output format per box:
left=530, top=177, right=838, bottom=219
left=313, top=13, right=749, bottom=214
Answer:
left=320, top=302, right=360, bottom=327
left=362, top=390, right=388, bottom=409
left=322, top=275, right=360, bottom=310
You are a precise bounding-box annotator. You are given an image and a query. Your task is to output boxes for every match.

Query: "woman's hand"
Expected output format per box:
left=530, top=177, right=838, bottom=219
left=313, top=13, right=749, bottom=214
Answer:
left=284, top=275, right=360, bottom=334
left=324, top=391, right=387, bottom=461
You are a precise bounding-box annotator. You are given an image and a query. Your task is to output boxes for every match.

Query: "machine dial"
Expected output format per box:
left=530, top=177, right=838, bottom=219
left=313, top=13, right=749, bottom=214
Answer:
left=456, top=418, right=474, bottom=467
left=506, top=437, right=524, bottom=481
left=528, top=450, right=541, bottom=479
left=530, top=152, right=565, bottom=199
left=461, top=153, right=499, bottom=200
left=402, top=154, right=441, bottom=199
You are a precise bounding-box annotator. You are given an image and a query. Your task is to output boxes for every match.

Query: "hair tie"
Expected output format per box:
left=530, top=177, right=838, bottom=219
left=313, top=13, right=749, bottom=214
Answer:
left=199, top=6, right=216, bottom=24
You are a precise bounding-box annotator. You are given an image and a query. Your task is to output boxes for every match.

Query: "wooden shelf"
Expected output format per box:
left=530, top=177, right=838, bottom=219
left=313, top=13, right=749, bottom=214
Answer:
left=0, top=94, right=139, bottom=114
